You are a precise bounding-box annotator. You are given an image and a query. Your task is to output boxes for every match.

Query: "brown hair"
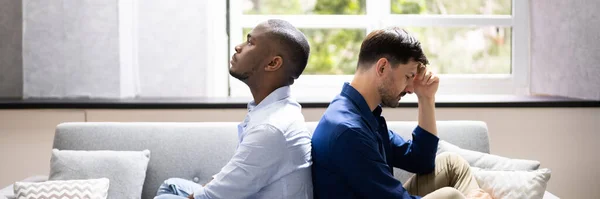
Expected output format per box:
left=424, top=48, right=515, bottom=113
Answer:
left=357, top=27, right=428, bottom=71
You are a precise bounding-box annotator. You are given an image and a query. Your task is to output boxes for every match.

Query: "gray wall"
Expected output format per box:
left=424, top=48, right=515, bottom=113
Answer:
left=531, top=0, right=600, bottom=100
left=22, top=0, right=122, bottom=98
left=0, top=0, right=23, bottom=98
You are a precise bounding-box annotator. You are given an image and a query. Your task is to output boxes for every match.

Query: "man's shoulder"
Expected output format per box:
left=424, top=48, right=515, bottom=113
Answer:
left=249, top=99, right=307, bottom=135
left=316, top=117, right=365, bottom=133
left=252, top=98, right=302, bottom=119
left=318, top=96, right=365, bottom=129
left=314, top=107, right=370, bottom=140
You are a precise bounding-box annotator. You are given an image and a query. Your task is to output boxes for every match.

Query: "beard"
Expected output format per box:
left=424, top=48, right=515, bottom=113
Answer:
left=378, top=75, right=407, bottom=108
left=229, top=68, right=250, bottom=81
left=229, top=64, right=258, bottom=81
left=378, top=84, right=401, bottom=108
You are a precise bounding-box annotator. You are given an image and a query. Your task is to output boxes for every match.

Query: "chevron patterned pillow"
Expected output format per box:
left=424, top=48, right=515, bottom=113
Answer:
left=13, top=178, right=109, bottom=199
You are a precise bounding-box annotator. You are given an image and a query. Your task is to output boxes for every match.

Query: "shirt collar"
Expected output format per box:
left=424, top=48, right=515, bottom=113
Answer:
left=247, top=85, right=292, bottom=112
left=340, top=82, right=381, bottom=132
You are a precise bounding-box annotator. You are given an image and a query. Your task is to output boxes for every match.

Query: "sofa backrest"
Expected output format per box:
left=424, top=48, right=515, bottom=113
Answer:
left=54, top=122, right=239, bottom=199
left=53, top=121, right=489, bottom=199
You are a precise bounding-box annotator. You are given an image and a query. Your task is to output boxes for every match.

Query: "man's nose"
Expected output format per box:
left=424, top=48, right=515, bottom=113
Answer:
left=404, top=85, right=414, bottom=94
left=234, top=44, right=242, bottom=53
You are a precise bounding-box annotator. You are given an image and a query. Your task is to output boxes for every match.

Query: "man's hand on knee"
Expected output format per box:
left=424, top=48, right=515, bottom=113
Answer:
left=466, top=189, right=493, bottom=199
left=187, top=194, right=194, bottom=199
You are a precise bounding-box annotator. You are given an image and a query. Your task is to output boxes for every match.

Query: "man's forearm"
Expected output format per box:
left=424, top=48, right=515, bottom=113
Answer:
left=418, top=97, right=437, bottom=136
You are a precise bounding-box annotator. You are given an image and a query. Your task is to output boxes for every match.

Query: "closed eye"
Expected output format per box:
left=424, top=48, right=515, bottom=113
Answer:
left=407, top=72, right=416, bottom=80
left=246, top=34, right=253, bottom=45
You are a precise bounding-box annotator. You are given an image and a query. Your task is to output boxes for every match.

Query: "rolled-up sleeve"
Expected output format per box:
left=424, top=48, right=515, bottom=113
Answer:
left=389, top=126, right=439, bottom=174
left=193, top=124, right=286, bottom=199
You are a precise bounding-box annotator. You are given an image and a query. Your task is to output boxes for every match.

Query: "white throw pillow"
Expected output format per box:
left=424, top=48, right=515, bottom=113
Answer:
left=471, top=167, right=551, bottom=199
left=13, top=178, right=109, bottom=199
left=437, top=140, right=540, bottom=170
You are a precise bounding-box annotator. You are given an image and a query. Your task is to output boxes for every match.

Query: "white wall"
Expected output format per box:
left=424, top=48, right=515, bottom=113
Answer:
left=1, top=108, right=598, bottom=198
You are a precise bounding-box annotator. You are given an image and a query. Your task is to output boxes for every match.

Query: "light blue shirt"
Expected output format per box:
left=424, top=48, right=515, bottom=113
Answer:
left=194, top=86, right=313, bottom=199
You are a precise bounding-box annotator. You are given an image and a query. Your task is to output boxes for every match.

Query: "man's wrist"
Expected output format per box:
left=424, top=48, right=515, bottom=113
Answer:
left=417, top=96, right=435, bottom=103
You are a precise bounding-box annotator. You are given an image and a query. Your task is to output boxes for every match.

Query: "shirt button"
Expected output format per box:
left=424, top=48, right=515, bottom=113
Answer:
left=193, top=177, right=199, bottom=183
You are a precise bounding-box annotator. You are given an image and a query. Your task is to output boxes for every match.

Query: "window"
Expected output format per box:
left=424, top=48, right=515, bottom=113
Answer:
left=229, top=0, right=530, bottom=98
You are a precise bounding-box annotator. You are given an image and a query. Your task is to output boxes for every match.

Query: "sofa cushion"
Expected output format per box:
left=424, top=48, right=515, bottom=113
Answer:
left=14, top=178, right=109, bottom=199
left=438, top=140, right=541, bottom=170
left=472, top=167, right=552, bottom=199
left=49, top=149, right=150, bottom=199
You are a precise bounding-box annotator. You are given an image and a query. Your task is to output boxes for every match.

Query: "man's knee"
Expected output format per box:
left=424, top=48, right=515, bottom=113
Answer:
left=154, top=195, right=186, bottom=199
left=436, top=152, right=462, bottom=161
left=162, top=178, right=191, bottom=187
left=423, top=187, right=465, bottom=199
left=157, top=178, right=188, bottom=195
left=436, top=152, right=470, bottom=169
left=436, top=187, right=464, bottom=199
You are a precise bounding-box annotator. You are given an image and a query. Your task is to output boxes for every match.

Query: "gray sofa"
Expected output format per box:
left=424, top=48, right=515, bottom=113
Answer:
left=1, top=121, right=558, bottom=199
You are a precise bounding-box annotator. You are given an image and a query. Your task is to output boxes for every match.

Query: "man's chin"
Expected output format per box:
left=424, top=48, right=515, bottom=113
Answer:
left=229, top=71, right=248, bottom=82
left=390, top=97, right=402, bottom=107
left=382, top=101, right=400, bottom=108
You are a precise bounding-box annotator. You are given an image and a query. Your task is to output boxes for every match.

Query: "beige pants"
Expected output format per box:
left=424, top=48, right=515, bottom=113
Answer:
left=403, top=152, right=486, bottom=199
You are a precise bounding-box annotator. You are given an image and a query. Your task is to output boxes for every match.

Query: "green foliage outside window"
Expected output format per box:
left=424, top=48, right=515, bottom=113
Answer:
left=242, top=0, right=512, bottom=75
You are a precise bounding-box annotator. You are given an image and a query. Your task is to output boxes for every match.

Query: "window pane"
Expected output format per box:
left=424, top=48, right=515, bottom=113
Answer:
left=405, top=27, right=511, bottom=74
left=243, top=0, right=366, bottom=15
left=242, top=28, right=365, bottom=75
left=391, top=0, right=511, bottom=15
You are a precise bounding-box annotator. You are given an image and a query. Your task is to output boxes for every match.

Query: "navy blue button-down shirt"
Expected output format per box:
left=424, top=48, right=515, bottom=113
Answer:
left=312, top=83, right=440, bottom=199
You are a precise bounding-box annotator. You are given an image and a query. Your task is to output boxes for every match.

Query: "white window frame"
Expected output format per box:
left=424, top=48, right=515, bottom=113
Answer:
left=228, top=0, right=530, bottom=99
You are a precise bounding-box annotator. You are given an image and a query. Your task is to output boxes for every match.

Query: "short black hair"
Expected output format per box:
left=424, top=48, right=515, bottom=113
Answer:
left=266, top=19, right=310, bottom=85
left=357, top=27, right=428, bottom=70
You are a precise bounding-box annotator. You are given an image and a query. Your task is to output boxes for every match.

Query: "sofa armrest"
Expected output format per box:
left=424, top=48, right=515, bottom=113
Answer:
left=1, top=175, right=48, bottom=199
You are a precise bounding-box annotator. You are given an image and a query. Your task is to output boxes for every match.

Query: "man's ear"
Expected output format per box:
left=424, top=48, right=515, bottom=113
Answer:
left=375, top=58, right=388, bottom=77
left=265, top=56, right=283, bottom=72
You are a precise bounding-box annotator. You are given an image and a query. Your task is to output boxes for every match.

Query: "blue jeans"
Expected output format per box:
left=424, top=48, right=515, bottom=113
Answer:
left=154, top=178, right=203, bottom=199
